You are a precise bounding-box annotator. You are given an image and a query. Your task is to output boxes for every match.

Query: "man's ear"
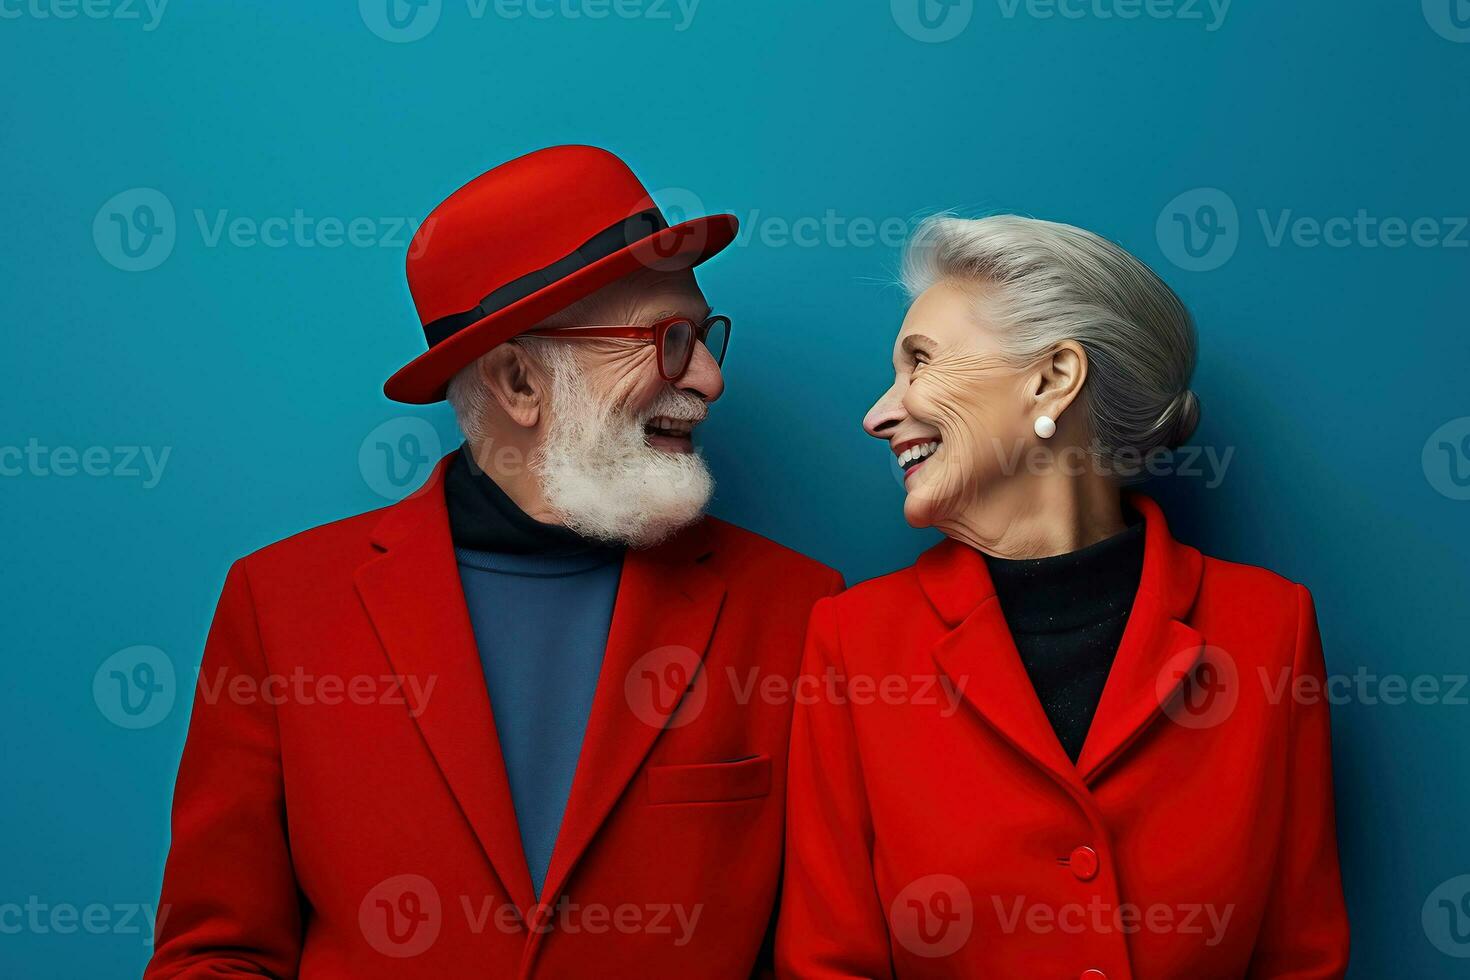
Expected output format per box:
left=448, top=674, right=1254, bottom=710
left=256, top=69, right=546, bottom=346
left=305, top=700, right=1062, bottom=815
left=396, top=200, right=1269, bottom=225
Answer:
left=478, top=343, right=548, bottom=430
left=1028, top=341, right=1089, bottom=422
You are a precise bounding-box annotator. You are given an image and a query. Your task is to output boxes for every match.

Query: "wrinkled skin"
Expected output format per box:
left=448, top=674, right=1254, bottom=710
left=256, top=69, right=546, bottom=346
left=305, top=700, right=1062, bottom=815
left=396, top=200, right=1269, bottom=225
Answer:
left=540, top=267, right=724, bottom=445
left=469, top=266, right=723, bottom=523
left=863, top=281, right=1125, bottom=559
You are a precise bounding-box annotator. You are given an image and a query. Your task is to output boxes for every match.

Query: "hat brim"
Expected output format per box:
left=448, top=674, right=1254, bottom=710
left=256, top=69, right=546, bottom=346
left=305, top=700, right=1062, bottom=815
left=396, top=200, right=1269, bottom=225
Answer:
left=384, top=213, right=739, bottom=404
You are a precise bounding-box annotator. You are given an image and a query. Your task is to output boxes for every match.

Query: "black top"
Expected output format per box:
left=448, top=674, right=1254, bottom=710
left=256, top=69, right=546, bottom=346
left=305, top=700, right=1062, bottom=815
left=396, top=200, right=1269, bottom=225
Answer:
left=444, top=444, right=610, bottom=556
left=982, top=513, right=1146, bottom=762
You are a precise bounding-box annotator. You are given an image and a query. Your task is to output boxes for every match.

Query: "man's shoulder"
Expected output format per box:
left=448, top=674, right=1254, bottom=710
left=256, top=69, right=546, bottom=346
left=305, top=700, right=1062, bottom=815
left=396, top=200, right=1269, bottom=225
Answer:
left=234, top=502, right=397, bottom=581
left=695, top=516, right=843, bottom=592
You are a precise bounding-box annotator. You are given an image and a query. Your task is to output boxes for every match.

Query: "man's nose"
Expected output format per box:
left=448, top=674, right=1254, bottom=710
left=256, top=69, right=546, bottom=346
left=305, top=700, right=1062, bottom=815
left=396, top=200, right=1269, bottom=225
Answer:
left=677, top=342, right=725, bottom=403
left=863, top=384, right=906, bottom=439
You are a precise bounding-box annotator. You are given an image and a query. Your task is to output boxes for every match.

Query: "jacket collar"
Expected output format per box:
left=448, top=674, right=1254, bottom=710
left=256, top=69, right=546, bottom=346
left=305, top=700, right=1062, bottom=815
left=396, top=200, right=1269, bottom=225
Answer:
left=356, top=453, right=725, bottom=925
left=919, top=492, right=1204, bottom=786
left=356, top=453, right=538, bottom=910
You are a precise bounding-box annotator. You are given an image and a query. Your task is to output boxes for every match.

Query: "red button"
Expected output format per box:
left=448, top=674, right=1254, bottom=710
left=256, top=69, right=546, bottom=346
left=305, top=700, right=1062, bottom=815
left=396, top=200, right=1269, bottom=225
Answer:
left=1069, top=845, right=1100, bottom=881
left=1081, top=971, right=1107, bottom=980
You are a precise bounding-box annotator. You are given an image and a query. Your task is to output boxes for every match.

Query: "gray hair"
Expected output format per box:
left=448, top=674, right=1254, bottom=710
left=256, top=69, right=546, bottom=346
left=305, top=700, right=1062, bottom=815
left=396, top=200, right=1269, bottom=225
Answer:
left=446, top=337, right=569, bottom=445
left=446, top=279, right=611, bottom=446
left=901, top=214, right=1199, bottom=463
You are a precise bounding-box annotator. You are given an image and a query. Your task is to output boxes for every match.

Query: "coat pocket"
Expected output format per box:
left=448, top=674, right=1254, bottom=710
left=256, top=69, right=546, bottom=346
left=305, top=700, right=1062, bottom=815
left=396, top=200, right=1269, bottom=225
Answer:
left=645, top=754, right=772, bottom=804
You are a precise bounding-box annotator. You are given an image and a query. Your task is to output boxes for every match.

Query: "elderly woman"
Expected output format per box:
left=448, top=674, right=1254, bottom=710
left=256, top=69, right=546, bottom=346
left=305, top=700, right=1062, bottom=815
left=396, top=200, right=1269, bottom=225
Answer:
left=776, top=216, right=1349, bottom=978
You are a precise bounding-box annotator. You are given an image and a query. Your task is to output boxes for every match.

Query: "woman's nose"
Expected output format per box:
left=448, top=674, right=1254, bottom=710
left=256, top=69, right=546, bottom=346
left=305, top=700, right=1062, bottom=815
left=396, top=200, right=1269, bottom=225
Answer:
left=863, top=385, right=905, bottom=439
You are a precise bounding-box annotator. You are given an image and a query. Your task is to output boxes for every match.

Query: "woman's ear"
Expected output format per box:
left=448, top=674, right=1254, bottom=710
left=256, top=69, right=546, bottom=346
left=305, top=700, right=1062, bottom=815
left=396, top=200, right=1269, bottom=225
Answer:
left=479, top=343, right=548, bottom=430
left=1029, top=341, right=1089, bottom=422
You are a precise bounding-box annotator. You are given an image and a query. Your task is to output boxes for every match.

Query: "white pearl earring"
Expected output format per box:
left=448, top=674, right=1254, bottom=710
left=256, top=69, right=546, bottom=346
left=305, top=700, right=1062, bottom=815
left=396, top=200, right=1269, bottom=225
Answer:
left=1034, top=415, right=1056, bottom=439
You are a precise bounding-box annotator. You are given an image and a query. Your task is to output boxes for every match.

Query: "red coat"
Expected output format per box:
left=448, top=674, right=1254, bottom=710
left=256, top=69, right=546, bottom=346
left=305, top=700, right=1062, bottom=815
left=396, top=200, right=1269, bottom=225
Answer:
left=147, top=456, right=843, bottom=979
left=777, top=495, right=1349, bottom=979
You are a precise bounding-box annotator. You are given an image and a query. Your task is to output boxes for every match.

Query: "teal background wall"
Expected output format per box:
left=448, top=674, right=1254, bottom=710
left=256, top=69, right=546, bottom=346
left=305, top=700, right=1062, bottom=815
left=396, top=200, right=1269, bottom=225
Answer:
left=3, top=1, right=1469, bottom=975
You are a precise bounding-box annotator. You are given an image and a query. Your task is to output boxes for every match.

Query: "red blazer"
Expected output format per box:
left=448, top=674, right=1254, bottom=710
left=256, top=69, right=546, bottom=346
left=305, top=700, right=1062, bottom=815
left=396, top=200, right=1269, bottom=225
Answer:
left=777, top=495, right=1349, bottom=979
left=147, top=456, right=843, bottom=979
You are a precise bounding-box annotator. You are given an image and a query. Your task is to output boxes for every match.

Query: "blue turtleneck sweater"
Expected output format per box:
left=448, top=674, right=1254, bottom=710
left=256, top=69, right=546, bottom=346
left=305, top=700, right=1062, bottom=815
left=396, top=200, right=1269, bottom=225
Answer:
left=445, top=447, right=624, bottom=896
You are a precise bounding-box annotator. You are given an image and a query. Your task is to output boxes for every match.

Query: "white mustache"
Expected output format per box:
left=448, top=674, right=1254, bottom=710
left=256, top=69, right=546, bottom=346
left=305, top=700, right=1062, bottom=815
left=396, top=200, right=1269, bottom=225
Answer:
left=640, top=389, right=708, bottom=425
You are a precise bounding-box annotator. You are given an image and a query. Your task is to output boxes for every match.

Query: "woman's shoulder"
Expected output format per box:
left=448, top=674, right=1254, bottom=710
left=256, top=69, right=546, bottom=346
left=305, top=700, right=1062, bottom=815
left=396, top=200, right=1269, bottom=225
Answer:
left=830, top=562, right=927, bottom=606
left=1197, top=551, right=1310, bottom=605
left=815, top=547, right=946, bottom=633
left=1193, top=552, right=1319, bottom=663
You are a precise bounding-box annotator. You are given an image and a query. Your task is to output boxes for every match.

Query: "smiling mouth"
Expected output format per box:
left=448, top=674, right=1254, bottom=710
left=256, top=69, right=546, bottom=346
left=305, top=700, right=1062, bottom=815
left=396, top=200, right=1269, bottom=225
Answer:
left=644, top=415, right=699, bottom=453
left=894, top=437, right=942, bottom=479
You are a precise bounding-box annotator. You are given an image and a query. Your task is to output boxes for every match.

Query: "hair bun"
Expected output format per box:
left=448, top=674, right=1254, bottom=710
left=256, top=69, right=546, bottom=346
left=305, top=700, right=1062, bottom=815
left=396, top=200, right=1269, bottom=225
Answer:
left=1168, top=390, right=1200, bottom=447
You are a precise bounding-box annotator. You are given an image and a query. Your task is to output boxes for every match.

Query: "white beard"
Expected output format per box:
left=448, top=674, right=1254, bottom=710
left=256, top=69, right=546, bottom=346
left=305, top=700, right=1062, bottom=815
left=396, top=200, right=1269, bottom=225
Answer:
left=531, top=346, right=714, bottom=549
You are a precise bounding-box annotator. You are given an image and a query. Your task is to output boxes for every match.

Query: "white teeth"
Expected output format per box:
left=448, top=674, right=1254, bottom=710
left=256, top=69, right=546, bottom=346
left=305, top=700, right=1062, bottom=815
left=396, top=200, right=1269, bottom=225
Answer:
left=647, top=414, right=696, bottom=436
left=897, top=440, right=941, bottom=467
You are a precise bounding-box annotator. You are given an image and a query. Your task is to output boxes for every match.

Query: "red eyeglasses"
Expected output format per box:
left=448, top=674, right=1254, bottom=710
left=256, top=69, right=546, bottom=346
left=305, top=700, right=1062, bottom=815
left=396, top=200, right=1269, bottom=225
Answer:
left=523, top=314, right=731, bottom=383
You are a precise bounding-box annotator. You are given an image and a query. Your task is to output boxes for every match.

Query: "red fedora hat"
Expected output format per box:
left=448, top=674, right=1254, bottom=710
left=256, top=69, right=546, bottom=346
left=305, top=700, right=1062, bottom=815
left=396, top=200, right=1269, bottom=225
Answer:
left=384, top=145, right=738, bottom=404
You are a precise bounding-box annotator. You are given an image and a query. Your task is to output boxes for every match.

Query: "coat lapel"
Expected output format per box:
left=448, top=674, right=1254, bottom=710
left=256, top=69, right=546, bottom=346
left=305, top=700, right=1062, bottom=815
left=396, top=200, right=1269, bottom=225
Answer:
left=921, top=540, right=1082, bottom=787
left=1074, top=493, right=1205, bottom=783
left=536, top=522, right=726, bottom=909
left=919, top=493, right=1206, bottom=788
left=353, top=455, right=537, bottom=912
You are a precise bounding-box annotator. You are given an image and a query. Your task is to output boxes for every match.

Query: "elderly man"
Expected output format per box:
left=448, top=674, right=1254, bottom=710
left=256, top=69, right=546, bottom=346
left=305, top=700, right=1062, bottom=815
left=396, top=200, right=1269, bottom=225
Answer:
left=146, top=146, right=842, bottom=978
